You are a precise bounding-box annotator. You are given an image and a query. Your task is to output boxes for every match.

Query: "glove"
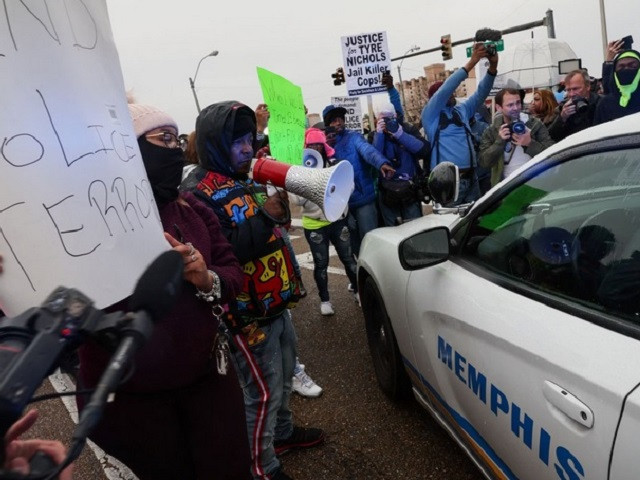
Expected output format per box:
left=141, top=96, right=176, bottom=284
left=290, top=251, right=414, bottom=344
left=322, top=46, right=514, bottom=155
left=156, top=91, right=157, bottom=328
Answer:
left=376, top=117, right=385, bottom=133
left=390, top=123, right=403, bottom=139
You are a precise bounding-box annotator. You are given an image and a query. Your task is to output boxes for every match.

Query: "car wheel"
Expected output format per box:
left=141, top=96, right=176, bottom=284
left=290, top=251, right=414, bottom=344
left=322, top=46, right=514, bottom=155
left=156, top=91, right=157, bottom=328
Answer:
left=361, top=276, right=410, bottom=401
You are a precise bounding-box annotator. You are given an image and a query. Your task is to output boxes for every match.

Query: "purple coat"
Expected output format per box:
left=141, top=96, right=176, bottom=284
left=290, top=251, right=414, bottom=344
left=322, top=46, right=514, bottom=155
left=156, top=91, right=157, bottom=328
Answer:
left=78, top=192, right=243, bottom=392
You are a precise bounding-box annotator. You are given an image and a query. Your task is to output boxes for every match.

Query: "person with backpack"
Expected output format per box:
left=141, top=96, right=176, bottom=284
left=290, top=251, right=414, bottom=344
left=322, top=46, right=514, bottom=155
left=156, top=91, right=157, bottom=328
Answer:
left=421, top=42, right=498, bottom=205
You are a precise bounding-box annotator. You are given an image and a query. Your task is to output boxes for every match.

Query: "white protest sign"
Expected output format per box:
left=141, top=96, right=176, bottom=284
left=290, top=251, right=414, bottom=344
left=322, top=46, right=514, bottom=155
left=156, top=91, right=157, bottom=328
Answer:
left=341, top=31, right=391, bottom=96
left=331, top=96, right=363, bottom=132
left=0, top=1, right=168, bottom=316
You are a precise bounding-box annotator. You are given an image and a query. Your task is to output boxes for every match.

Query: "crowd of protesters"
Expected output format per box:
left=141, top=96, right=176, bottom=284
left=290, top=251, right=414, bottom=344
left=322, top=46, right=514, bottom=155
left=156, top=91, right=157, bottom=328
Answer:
left=0, top=32, right=639, bottom=480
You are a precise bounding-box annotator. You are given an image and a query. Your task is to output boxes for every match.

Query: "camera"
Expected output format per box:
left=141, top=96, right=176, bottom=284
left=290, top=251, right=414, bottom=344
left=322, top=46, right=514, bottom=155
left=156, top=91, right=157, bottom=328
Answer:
left=621, top=35, right=634, bottom=50
left=383, top=117, right=399, bottom=133
left=483, top=41, right=498, bottom=56
left=571, top=96, right=589, bottom=112
left=509, top=120, right=526, bottom=135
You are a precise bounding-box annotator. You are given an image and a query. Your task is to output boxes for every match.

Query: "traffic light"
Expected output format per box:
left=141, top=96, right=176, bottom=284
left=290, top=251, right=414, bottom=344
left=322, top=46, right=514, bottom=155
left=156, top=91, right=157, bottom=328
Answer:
left=440, top=34, right=452, bottom=61
left=331, top=67, right=345, bottom=86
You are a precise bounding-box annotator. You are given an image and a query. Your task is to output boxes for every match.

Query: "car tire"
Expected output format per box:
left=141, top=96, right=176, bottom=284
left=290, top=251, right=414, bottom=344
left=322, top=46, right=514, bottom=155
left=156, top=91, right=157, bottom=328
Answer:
left=361, top=276, right=410, bottom=401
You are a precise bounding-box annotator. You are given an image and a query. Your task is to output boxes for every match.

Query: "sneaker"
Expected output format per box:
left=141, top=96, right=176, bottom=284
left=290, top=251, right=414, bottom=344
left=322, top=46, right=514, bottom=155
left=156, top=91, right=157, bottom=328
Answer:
left=347, top=283, right=355, bottom=293
left=274, top=426, right=325, bottom=456
left=320, top=301, right=334, bottom=316
left=353, top=292, right=360, bottom=306
left=272, top=468, right=294, bottom=480
left=292, top=367, right=323, bottom=397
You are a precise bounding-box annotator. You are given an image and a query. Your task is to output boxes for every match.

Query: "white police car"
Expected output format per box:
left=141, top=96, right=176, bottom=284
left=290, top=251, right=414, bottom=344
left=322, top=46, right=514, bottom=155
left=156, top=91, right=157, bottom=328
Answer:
left=357, top=113, right=640, bottom=480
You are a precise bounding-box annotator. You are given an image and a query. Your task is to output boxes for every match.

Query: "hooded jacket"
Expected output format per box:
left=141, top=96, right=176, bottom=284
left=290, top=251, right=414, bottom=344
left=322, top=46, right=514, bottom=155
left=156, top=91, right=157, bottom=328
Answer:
left=594, top=50, right=640, bottom=125
left=181, top=101, right=300, bottom=323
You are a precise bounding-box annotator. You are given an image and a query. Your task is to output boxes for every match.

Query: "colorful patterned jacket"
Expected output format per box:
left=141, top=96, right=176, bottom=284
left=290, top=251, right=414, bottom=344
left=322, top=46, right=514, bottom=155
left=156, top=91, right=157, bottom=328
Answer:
left=191, top=169, right=300, bottom=328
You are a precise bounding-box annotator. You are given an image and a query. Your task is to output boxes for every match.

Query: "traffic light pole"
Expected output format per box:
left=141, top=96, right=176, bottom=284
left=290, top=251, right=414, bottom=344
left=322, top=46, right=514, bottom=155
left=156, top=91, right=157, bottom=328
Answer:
left=390, top=10, right=555, bottom=62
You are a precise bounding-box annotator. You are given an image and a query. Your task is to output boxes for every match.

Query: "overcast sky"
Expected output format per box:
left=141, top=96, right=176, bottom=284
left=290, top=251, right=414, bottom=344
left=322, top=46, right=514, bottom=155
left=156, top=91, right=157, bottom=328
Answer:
left=106, top=0, right=638, bottom=133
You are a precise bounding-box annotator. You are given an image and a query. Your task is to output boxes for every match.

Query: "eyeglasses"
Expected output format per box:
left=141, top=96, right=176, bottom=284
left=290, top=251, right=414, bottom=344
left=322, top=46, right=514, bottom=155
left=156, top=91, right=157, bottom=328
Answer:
left=145, top=131, right=180, bottom=148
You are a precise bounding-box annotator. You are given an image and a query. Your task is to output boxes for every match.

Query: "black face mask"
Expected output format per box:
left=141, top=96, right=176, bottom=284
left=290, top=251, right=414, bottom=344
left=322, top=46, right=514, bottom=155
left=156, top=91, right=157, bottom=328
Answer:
left=616, top=68, right=640, bottom=85
left=137, top=137, right=184, bottom=206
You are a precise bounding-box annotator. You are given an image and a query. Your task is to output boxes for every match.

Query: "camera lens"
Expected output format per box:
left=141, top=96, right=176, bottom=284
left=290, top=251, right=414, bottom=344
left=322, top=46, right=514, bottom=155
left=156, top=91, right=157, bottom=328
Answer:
left=510, top=121, right=526, bottom=135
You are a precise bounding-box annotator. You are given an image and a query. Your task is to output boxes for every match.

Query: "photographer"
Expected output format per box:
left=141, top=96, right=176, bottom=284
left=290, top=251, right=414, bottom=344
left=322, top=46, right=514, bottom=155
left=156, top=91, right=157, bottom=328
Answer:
left=479, top=88, right=554, bottom=187
left=421, top=41, right=498, bottom=205
left=547, top=70, right=601, bottom=142
left=372, top=102, right=429, bottom=226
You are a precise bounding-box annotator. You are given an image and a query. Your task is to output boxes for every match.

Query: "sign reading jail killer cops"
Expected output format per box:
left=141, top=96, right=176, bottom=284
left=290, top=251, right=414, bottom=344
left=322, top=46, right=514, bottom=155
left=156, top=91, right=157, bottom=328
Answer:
left=0, top=1, right=168, bottom=315
left=257, top=68, right=305, bottom=166
left=331, top=97, right=363, bottom=132
left=341, top=31, right=391, bottom=96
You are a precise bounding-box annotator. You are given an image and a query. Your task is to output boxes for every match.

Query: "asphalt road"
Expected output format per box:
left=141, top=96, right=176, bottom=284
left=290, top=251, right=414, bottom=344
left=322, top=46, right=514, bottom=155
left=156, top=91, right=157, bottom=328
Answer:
left=20, top=214, right=484, bottom=480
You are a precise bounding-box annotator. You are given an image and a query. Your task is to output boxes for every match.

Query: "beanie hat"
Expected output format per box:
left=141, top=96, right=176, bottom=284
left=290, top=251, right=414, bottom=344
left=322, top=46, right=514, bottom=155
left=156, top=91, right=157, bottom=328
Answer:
left=375, top=101, right=396, bottom=118
left=128, top=104, right=178, bottom=138
left=322, top=104, right=347, bottom=125
left=613, top=50, right=640, bottom=107
left=304, top=127, right=335, bottom=158
left=232, top=108, right=257, bottom=140
left=427, top=81, right=444, bottom=99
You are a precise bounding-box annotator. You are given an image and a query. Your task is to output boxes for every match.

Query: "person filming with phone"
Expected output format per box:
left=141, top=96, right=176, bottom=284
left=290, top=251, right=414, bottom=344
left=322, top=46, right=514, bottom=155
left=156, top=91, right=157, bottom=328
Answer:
left=595, top=40, right=640, bottom=124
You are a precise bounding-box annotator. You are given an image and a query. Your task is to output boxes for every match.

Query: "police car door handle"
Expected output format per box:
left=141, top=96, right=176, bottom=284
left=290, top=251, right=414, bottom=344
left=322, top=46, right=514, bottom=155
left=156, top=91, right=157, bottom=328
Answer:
left=543, top=381, right=594, bottom=428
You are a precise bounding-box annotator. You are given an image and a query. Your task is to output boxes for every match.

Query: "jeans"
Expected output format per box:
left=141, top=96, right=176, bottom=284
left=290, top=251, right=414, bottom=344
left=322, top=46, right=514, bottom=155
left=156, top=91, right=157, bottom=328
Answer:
left=347, top=201, right=379, bottom=258
left=452, top=174, right=481, bottom=206
left=228, top=310, right=297, bottom=479
left=377, top=197, right=423, bottom=226
left=304, top=219, right=358, bottom=301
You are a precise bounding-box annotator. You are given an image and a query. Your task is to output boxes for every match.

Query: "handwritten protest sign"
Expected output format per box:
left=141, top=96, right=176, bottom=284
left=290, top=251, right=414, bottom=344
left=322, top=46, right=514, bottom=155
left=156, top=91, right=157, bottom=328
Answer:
left=341, top=31, right=392, bottom=96
left=0, top=1, right=168, bottom=315
left=257, top=68, right=305, bottom=166
left=331, top=97, right=363, bottom=132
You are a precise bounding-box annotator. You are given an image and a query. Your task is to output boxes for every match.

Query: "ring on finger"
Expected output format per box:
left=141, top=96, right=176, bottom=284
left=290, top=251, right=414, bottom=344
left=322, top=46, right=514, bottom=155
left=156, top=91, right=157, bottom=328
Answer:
left=186, top=242, right=195, bottom=256
left=191, top=254, right=196, bottom=263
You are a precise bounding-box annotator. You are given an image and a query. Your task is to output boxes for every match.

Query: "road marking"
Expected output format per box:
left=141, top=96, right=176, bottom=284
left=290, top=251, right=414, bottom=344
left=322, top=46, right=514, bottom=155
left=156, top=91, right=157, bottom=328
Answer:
left=48, top=372, right=138, bottom=479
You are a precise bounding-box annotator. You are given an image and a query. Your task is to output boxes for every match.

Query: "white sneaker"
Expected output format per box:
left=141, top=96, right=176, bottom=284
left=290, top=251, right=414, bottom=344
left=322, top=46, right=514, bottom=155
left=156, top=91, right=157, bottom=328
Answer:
left=320, top=301, right=335, bottom=316
left=292, top=367, right=323, bottom=397
left=347, top=283, right=355, bottom=293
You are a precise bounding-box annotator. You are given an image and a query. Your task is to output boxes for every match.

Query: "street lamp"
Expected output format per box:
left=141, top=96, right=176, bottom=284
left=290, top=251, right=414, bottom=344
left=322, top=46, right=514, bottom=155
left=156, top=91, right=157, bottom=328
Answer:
left=397, top=45, right=420, bottom=116
left=189, top=50, right=219, bottom=113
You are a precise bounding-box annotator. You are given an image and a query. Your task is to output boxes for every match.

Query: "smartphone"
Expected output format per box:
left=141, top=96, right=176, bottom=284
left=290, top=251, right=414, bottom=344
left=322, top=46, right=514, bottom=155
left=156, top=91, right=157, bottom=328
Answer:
left=621, top=35, right=634, bottom=50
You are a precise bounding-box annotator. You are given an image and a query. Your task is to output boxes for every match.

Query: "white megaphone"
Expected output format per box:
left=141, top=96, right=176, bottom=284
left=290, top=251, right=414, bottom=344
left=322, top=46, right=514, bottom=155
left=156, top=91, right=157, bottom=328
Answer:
left=248, top=157, right=354, bottom=222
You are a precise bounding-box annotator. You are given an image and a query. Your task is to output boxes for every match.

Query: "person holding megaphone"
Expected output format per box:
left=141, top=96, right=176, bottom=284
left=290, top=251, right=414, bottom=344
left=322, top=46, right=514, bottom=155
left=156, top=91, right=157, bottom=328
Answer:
left=181, top=101, right=325, bottom=480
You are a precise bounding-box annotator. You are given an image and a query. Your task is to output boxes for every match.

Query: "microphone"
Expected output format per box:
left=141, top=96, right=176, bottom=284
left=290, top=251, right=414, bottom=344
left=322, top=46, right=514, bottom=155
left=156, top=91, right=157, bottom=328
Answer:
left=72, top=250, right=183, bottom=442
left=128, top=249, right=184, bottom=323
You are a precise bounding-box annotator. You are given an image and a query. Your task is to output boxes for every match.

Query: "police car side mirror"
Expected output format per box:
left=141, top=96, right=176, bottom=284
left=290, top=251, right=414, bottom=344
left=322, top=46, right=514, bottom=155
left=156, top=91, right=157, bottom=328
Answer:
left=428, top=162, right=459, bottom=206
left=399, top=226, right=451, bottom=271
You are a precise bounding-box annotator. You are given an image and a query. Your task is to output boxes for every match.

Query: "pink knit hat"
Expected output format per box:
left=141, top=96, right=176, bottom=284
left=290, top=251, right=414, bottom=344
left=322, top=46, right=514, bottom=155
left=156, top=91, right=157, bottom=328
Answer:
left=128, top=103, right=178, bottom=138
left=304, top=127, right=335, bottom=158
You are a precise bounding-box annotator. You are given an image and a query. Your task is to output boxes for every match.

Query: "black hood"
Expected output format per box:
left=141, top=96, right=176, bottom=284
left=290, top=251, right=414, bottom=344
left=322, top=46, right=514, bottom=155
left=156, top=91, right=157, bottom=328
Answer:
left=195, top=101, right=256, bottom=177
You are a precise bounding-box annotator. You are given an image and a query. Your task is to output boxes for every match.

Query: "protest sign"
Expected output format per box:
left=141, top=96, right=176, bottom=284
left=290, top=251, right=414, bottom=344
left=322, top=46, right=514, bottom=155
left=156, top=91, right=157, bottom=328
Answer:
left=257, top=68, right=305, bottom=166
left=0, top=1, right=168, bottom=315
left=331, top=96, right=363, bottom=132
left=341, top=31, right=392, bottom=96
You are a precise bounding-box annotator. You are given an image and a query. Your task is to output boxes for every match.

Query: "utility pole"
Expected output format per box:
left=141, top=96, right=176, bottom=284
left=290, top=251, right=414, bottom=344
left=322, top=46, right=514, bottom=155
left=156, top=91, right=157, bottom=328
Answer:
left=397, top=46, right=420, bottom=115
left=598, top=0, right=608, bottom=59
